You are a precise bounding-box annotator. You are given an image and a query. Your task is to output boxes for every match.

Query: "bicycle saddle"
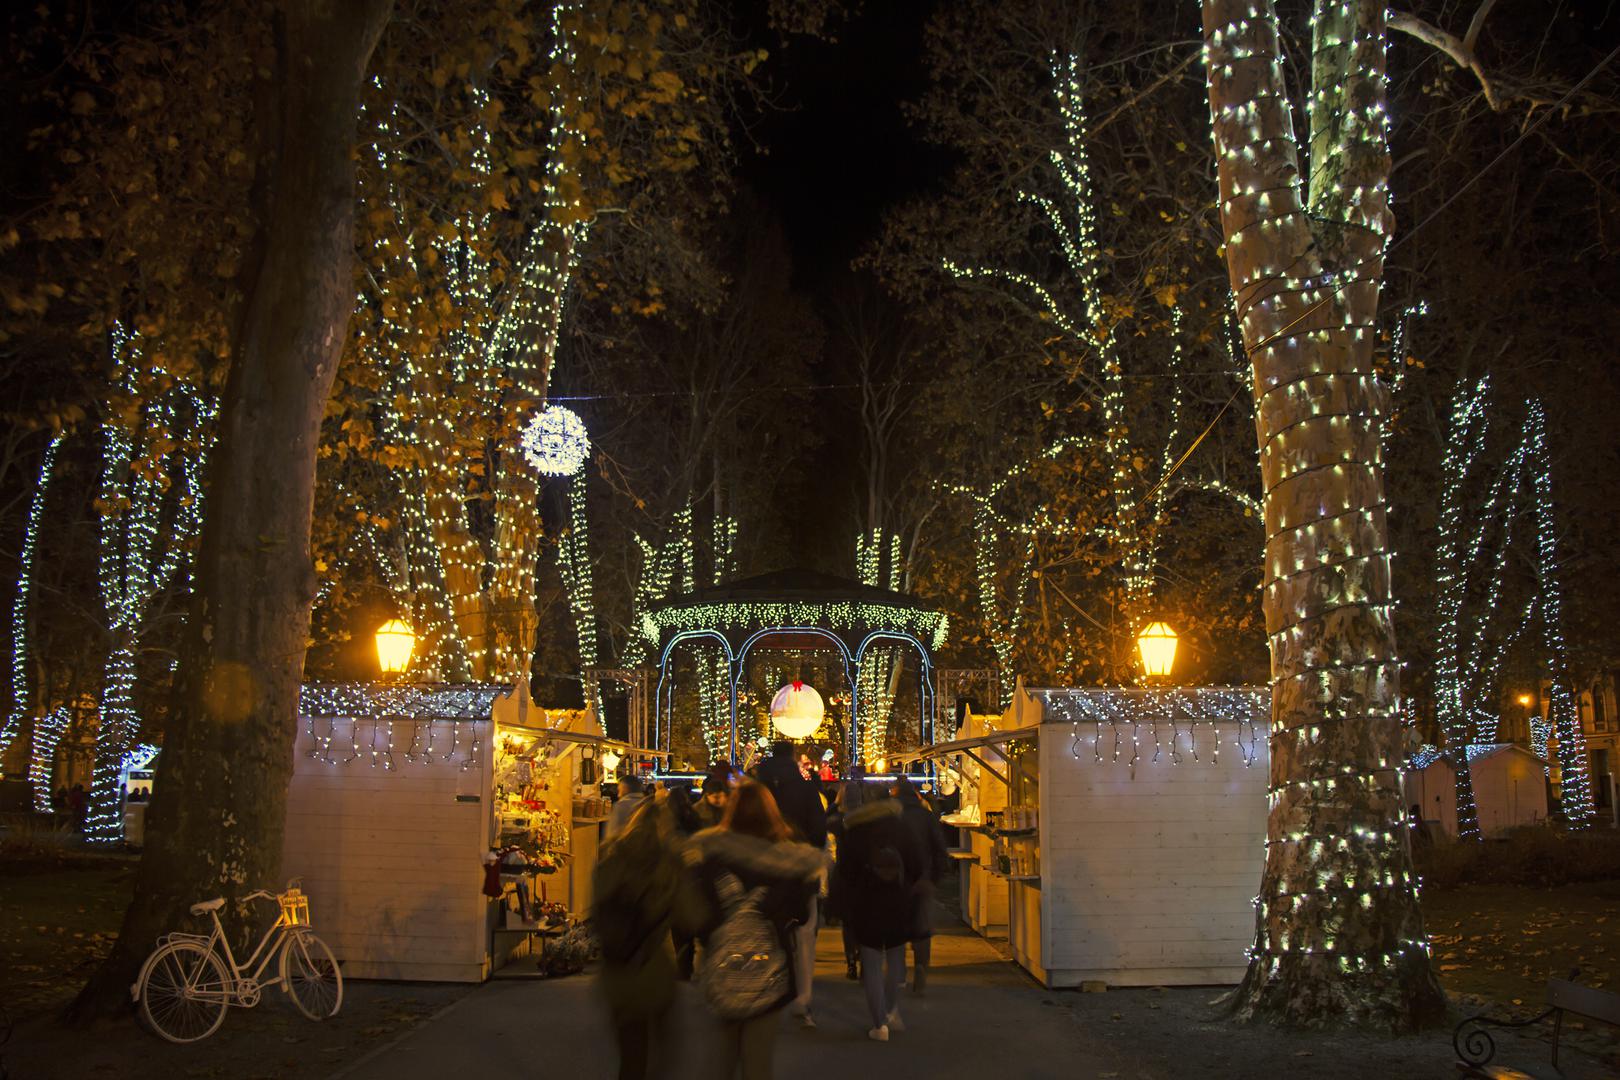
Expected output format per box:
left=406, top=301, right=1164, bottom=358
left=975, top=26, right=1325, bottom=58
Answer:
left=190, top=898, right=225, bottom=915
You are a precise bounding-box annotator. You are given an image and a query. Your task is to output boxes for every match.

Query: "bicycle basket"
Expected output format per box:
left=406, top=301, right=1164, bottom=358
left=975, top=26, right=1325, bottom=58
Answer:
left=279, top=888, right=311, bottom=927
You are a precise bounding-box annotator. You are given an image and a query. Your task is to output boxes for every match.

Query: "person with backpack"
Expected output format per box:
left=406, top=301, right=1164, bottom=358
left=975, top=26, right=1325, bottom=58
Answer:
left=891, top=777, right=949, bottom=994
left=753, top=740, right=827, bottom=1028
left=837, top=788, right=924, bottom=1041
left=686, top=780, right=825, bottom=1079
left=592, top=792, right=702, bottom=1080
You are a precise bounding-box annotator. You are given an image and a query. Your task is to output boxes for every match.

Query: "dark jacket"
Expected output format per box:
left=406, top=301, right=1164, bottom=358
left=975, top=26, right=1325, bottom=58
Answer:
left=691, top=795, right=726, bottom=831
left=683, top=827, right=824, bottom=942
left=835, top=800, right=924, bottom=950
left=896, top=792, right=949, bottom=940
left=755, top=753, right=828, bottom=849
left=593, top=801, right=702, bottom=1019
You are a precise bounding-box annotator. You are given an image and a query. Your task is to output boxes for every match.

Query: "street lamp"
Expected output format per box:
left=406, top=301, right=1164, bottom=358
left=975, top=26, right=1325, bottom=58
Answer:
left=375, top=619, right=416, bottom=677
left=1515, top=692, right=1535, bottom=708
left=1137, top=621, right=1178, bottom=681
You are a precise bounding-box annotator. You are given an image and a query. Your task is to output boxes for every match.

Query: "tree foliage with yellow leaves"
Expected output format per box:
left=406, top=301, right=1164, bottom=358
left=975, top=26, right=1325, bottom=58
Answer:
left=315, top=0, right=769, bottom=683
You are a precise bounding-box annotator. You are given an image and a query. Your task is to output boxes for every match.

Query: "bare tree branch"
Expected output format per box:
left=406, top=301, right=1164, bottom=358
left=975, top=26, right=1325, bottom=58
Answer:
left=1390, top=9, right=1500, bottom=111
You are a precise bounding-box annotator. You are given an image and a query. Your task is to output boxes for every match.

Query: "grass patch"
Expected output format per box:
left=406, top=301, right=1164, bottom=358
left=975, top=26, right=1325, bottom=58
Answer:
left=1417, top=826, right=1620, bottom=889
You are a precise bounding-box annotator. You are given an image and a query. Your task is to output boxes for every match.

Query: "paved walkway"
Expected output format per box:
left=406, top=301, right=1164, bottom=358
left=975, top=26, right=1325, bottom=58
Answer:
left=332, top=918, right=1080, bottom=1080
left=326, top=913, right=1614, bottom=1080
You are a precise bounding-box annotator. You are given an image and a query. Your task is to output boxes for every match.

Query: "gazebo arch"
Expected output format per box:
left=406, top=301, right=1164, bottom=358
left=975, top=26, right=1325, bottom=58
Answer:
left=643, top=568, right=948, bottom=767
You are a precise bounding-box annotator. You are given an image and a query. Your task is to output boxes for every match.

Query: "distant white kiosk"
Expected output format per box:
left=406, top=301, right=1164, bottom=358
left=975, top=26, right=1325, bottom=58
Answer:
left=1405, top=742, right=1550, bottom=838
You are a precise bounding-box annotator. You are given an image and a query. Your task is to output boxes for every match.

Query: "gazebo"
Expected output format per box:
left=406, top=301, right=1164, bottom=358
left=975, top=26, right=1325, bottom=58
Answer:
left=642, top=568, right=949, bottom=765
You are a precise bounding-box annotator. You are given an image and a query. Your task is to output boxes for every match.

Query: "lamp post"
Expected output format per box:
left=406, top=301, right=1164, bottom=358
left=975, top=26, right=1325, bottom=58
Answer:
left=375, top=619, right=416, bottom=678
left=1514, top=691, right=1536, bottom=743
left=1136, top=621, right=1178, bottom=682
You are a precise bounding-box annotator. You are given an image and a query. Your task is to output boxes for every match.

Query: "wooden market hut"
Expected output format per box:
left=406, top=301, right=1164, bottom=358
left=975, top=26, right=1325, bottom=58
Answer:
left=1404, top=742, right=1550, bottom=838
left=282, top=680, right=665, bottom=982
left=899, top=684, right=1271, bottom=988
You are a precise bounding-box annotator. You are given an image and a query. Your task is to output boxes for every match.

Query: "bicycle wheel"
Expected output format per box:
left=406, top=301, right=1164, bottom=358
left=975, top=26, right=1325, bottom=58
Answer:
left=137, top=940, right=231, bottom=1043
left=280, top=931, right=342, bottom=1020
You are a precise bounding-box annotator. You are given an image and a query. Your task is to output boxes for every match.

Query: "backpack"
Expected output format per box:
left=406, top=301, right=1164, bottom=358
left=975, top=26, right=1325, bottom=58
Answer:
left=698, top=869, right=790, bottom=1021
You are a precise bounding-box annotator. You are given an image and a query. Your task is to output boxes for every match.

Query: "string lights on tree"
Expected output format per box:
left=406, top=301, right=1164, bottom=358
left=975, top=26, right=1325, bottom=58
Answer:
left=354, top=2, right=591, bottom=683
left=1202, top=0, right=1446, bottom=1025
left=1, top=432, right=64, bottom=767
left=940, top=55, right=1258, bottom=693
left=1524, top=401, right=1594, bottom=826
left=85, top=325, right=215, bottom=844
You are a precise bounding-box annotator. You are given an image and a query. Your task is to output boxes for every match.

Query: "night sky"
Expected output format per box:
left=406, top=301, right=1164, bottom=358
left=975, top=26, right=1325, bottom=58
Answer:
left=733, top=2, right=952, bottom=569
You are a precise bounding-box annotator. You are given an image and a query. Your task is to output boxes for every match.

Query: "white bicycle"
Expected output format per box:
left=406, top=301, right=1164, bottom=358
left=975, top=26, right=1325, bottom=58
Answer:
left=131, top=879, right=342, bottom=1043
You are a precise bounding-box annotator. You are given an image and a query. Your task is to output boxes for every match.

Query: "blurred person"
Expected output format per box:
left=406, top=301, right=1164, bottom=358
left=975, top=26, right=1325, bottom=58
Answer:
left=837, top=787, right=924, bottom=1041
left=666, top=786, right=702, bottom=979
left=695, top=766, right=733, bottom=830
left=686, top=781, right=824, bottom=1079
left=593, top=793, right=701, bottom=1080
left=754, top=740, right=827, bottom=1028
left=67, top=783, right=87, bottom=831
left=827, top=762, right=873, bottom=980
left=608, top=773, right=648, bottom=838
left=892, top=777, right=949, bottom=993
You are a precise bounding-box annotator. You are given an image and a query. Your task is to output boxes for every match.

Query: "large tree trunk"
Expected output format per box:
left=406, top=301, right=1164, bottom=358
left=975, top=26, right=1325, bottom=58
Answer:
left=72, top=0, right=391, bottom=1018
left=1203, top=0, right=1446, bottom=1029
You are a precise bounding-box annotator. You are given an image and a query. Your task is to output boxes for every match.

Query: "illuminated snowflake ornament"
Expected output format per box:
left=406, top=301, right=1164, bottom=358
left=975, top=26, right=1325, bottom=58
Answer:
left=520, top=406, right=590, bottom=477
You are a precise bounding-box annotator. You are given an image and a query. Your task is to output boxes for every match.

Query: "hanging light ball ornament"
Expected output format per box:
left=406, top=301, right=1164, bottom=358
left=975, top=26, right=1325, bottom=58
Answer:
left=770, top=681, right=825, bottom=740
left=520, top=406, right=590, bottom=477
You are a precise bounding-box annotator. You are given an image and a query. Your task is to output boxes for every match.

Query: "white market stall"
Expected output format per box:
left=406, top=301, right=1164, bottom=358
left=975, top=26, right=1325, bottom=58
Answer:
left=905, top=685, right=1270, bottom=988
left=282, top=680, right=665, bottom=982
left=1405, top=742, right=1550, bottom=838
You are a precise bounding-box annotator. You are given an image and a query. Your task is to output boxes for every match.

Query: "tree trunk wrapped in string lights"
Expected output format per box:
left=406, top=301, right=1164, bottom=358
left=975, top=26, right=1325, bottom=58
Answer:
left=1202, top=0, right=1446, bottom=1027
left=74, top=0, right=391, bottom=1015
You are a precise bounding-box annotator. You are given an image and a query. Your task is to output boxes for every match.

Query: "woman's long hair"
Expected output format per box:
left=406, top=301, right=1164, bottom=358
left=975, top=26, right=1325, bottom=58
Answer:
left=720, top=780, right=792, bottom=842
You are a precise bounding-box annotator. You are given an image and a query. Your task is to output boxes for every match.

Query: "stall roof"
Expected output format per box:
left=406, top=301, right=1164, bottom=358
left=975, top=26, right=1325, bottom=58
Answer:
left=890, top=724, right=1043, bottom=762
left=299, top=683, right=511, bottom=720
left=506, top=723, right=671, bottom=760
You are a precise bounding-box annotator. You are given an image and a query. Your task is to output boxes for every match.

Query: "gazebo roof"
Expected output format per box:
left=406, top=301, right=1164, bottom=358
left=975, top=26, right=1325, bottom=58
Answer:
left=642, top=567, right=948, bottom=654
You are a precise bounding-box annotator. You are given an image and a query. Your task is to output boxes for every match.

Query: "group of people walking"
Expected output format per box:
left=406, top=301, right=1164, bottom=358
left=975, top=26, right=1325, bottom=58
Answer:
left=592, top=742, right=949, bottom=1079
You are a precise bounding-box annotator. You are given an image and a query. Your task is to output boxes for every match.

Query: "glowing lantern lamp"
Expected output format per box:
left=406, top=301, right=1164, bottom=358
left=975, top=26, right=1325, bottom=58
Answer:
left=770, top=681, right=825, bottom=740
left=1515, top=693, right=1534, bottom=707
left=375, top=619, right=416, bottom=676
left=601, top=747, right=622, bottom=779
left=1136, top=621, right=1178, bottom=680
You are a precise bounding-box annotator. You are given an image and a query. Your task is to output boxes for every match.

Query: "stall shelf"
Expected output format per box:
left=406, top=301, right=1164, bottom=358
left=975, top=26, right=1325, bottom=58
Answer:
left=283, top=679, right=666, bottom=982
left=902, top=684, right=1270, bottom=988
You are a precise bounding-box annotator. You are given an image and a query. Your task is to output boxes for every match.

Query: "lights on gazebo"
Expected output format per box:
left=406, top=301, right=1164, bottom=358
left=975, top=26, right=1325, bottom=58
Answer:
left=1136, top=621, right=1178, bottom=680
left=770, top=681, right=825, bottom=740
left=520, top=405, right=590, bottom=477
left=375, top=619, right=416, bottom=676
